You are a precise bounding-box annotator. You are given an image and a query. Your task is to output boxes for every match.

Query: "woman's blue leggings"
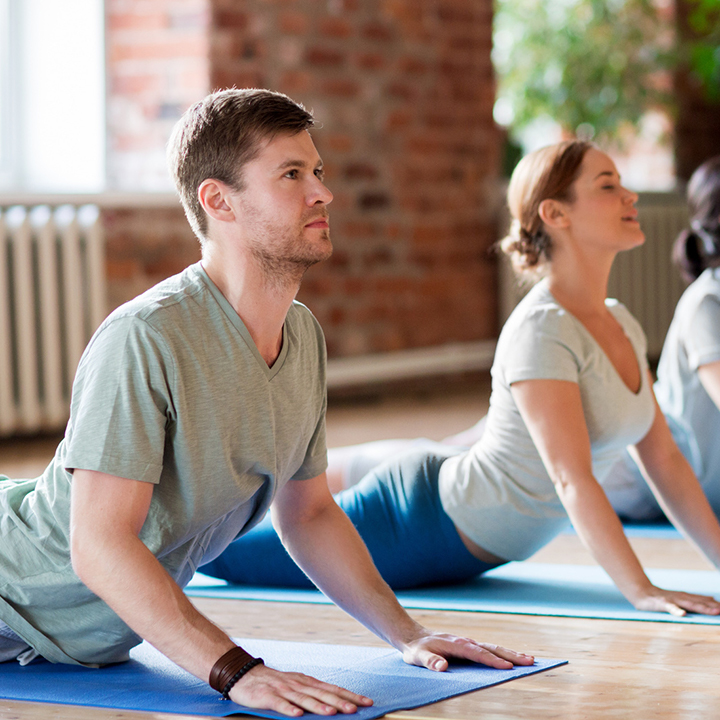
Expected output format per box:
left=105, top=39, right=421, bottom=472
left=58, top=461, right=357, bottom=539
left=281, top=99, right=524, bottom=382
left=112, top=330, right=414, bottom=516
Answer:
left=200, top=449, right=497, bottom=590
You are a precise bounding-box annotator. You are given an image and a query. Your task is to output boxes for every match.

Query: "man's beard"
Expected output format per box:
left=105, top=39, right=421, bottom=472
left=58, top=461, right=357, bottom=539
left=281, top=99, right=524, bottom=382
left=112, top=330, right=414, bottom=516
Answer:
left=249, top=223, right=332, bottom=292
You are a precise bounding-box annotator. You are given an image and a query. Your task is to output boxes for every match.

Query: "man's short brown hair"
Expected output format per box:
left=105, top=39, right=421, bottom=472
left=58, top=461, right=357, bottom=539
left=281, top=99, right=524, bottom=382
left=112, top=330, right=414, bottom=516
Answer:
left=167, top=88, right=315, bottom=243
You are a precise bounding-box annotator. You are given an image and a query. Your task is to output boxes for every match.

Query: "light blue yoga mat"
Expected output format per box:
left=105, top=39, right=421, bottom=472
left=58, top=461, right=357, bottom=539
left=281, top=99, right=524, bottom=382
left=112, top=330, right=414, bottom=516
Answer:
left=0, top=637, right=565, bottom=718
left=186, top=563, right=720, bottom=625
left=562, top=521, right=681, bottom=539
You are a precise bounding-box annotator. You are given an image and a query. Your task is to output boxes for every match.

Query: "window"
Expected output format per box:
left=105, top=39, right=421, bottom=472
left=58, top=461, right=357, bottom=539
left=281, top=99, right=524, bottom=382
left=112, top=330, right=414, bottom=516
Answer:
left=0, top=0, right=13, bottom=188
left=0, top=0, right=105, bottom=193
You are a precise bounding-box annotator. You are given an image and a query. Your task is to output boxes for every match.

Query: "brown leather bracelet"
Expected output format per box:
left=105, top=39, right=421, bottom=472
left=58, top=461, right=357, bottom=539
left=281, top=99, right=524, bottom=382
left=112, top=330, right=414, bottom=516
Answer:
left=209, top=646, right=258, bottom=694
left=221, top=657, right=264, bottom=699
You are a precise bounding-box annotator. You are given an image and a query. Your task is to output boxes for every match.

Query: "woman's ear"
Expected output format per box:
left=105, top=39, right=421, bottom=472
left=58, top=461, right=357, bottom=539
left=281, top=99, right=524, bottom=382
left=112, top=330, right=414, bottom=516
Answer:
left=538, top=198, right=570, bottom=229
left=198, top=179, right=236, bottom=223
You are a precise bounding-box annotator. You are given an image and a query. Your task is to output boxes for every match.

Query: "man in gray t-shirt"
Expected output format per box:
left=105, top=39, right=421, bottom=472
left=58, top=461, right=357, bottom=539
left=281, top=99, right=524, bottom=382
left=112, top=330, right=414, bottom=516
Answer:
left=0, top=88, right=531, bottom=715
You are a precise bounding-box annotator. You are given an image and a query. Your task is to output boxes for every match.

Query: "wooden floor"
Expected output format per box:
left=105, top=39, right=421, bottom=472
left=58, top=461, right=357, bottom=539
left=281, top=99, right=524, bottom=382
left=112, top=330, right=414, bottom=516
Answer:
left=2, top=377, right=720, bottom=719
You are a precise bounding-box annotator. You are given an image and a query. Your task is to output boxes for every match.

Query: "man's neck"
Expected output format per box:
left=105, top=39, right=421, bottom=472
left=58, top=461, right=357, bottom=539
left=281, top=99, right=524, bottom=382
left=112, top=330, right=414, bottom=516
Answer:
left=201, top=244, right=299, bottom=367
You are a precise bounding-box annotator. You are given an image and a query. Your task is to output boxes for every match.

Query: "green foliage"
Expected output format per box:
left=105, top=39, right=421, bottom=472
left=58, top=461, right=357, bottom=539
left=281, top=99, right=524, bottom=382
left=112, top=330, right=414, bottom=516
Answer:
left=493, top=0, right=676, bottom=143
left=685, top=0, right=720, bottom=99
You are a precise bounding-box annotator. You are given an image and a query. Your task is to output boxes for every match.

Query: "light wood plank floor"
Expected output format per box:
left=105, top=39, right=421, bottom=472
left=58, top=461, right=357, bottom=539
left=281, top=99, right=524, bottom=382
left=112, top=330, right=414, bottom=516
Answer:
left=2, top=377, right=720, bottom=720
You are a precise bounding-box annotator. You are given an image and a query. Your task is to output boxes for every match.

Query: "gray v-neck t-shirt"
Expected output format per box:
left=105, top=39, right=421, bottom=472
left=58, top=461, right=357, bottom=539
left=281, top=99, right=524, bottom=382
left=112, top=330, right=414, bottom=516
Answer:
left=654, top=268, right=720, bottom=508
left=439, top=279, right=655, bottom=561
left=0, top=263, right=327, bottom=665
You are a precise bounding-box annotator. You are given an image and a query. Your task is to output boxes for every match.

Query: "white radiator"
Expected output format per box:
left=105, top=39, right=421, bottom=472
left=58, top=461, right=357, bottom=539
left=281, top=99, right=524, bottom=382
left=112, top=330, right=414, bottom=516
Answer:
left=0, top=204, right=106, bottom=435
left=607, top=193, right=688, bottom=360
left=499, top=192, right=689, bottom=360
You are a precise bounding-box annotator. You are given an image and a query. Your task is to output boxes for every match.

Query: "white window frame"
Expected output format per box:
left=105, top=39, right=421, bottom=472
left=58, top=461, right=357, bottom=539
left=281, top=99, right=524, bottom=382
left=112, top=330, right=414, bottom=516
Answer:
left=0, top=0, right=17, bottom=188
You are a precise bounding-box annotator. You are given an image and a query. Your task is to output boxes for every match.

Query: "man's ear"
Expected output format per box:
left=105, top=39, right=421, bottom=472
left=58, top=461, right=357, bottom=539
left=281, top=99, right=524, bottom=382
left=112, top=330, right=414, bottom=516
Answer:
left=538, top=198, right=570, bottom=229
left=198, top=179, right=236, bottom=223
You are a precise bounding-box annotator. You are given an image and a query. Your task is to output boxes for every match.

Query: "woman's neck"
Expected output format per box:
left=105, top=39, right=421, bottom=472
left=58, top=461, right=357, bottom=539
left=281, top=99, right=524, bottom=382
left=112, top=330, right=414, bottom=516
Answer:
left=546, top=245, right=616, bottom=318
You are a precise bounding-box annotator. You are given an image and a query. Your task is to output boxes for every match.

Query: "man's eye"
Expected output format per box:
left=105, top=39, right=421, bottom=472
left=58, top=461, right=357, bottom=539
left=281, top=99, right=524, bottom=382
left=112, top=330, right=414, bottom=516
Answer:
left=314, top=169, right=325, bottom=180
left=285, top=169, right=299, bottom=179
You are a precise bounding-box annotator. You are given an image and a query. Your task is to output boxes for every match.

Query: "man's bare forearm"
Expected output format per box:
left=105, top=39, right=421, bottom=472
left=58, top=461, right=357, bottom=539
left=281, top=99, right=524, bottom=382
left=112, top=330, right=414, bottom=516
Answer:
left=72, top=526, right=235, bottom=682
left=273, top=493, right=535, bottom=672
left=274, top=499, right=424, bottom=651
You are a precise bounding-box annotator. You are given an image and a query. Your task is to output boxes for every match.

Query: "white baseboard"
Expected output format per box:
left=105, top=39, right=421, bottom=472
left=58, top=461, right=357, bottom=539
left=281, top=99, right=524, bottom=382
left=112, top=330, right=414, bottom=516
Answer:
left=326, top=340, right=496, bottom=389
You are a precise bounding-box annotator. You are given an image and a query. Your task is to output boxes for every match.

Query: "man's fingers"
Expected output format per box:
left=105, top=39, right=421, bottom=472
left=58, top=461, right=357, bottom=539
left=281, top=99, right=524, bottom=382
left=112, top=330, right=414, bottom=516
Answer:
left=291, top=680, right=372, bottom=714
left=404, top=635, right=535, bottom=672
left=476, top=643, right=535, bottom=666
left=300, top=679, right=372, bottom=709
left=454, top=641, right=514, bottom=669
left=284, top=688, right=346, bottom=715
left=414, top=649, right=449, bottom=672
left=279, top=678, right=372, bottom=716
left=229, top=666, right=373, bottom=717
left=266, top=697, right=304, bottom=717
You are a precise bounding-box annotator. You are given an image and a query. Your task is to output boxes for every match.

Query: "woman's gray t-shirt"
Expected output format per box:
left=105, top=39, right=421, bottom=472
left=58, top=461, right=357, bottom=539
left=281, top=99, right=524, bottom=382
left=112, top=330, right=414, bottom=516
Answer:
left=654, top=267, right=720, bottom=508
left=439, top=279, right=655, bottom=561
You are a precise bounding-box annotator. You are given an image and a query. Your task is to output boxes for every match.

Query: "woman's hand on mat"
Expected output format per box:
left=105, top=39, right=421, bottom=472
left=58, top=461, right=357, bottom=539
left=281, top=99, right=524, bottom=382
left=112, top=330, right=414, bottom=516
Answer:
left=229, top=663, right=373, bottom=716
left=401, top=631, right=535, bottom=672
left=633, top=586, right=720, bottom=617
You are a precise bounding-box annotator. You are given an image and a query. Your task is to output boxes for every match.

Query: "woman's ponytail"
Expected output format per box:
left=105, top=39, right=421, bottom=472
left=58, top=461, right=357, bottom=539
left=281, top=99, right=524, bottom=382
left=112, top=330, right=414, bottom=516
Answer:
left=673, top=156, right=720, bottom=282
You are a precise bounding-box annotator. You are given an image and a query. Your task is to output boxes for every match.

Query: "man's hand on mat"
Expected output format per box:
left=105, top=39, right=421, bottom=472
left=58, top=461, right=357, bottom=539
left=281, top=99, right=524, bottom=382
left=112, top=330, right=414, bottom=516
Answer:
left=229, top=663, right=373, bottom=716
left=400, top=631, right=535, bottom=672
left=633, top=586, right=720, bottom=617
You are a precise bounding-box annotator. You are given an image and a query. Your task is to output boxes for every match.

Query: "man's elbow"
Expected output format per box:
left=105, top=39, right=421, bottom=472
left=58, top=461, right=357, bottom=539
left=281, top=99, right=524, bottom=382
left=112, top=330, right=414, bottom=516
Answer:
left=271, top=490, right=337, bottom=539
left=70, top=533, right=90, bottom=582
left=70, top=525, right=104, bottom=587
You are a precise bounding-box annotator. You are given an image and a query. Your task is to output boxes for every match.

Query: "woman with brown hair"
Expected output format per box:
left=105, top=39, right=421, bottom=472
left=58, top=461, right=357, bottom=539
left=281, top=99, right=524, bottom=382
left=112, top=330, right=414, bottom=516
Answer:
left=203, top=141, right=720, bottom=617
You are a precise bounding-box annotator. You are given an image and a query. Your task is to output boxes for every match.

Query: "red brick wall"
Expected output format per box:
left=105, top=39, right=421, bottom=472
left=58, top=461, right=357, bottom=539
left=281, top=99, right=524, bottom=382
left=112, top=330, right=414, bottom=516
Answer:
left=105, top=0, right=501, bottom=356
left=102, top=206, right=201, bottom=310
left=107, top=0, right=210, bottom=190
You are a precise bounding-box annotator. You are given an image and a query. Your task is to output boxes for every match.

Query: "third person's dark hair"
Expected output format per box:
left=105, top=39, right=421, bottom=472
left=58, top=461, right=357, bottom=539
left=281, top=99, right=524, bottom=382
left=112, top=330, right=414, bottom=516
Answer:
left=673, top=156, right=720, bottom=282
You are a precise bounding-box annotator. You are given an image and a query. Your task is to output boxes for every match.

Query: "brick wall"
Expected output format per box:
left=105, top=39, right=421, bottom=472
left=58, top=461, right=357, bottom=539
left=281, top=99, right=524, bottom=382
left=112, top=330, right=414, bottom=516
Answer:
left=102, top=205, right=201, bottom=311
left=107, top=0, right=210, bottom=190
left=105, top=0, right=501, bottom=356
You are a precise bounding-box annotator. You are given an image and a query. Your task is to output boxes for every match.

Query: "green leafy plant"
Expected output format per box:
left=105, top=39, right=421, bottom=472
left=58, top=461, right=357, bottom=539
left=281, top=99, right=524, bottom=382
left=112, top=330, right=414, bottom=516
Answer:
left=493, top=0, right=682, bottom=144
left=684, top=0, right=720, bottom=99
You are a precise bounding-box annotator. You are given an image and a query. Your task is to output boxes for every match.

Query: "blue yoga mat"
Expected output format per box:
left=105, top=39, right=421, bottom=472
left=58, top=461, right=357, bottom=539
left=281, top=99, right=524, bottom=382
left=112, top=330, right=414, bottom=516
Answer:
left=561, top=520, right=681, bottom=539
left=573, top=521, right=681, bottom=539
left=186, top=563, right=720, bottom=624
left=0, top=637, right=565, bottom=719
left=621, top=521, right=681, bottom=539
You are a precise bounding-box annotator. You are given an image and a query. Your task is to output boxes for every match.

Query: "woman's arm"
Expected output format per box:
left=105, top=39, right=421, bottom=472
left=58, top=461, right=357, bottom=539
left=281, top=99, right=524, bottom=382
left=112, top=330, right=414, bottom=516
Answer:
left=511, top=379, right=720, bottom=616
left=697, top=359, right=720, bottom=407
left=630, top=371, right=720, bottom=570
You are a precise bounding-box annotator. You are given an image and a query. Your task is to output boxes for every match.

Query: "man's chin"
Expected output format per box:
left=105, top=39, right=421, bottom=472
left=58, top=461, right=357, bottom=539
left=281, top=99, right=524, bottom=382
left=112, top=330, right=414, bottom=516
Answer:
left=288, top=246, right=333, bottom=275
left=307, top=236, right=333, bottom=264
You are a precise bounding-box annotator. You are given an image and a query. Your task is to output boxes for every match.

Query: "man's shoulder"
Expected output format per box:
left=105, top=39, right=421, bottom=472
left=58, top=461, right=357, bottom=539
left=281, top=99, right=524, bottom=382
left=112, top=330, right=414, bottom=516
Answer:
left=105, top=264, right=209, bottom=326
left=83, top=264, right=211, bottom=360
left=288, top=300, right=324, bottom=338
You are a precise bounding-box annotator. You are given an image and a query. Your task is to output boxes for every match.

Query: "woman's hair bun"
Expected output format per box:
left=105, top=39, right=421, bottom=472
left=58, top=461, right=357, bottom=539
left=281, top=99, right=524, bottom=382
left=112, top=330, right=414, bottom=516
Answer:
left=500, top=219, right=551, bottom=274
